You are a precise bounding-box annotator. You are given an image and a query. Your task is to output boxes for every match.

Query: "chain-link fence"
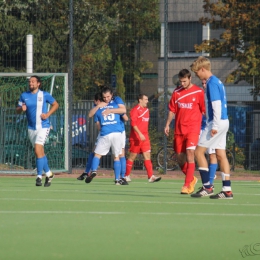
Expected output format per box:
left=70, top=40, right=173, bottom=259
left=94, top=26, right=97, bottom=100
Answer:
left=1, top=0, right=260, bottom=172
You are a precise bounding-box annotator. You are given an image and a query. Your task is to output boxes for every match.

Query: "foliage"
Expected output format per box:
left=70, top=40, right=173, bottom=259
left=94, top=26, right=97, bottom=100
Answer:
left=113, top=56, right=125, bottom=101
left=227, top=130, right=245, bottom=168
left=0, top=0, right=160, bottom=100
left=196, top=0, right=260, bottom=93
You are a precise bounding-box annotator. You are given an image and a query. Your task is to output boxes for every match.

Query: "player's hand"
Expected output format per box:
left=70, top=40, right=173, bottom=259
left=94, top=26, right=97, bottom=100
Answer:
left=102, top=109, right=111, bottom=116
left=22, top=103, right=27, bottom=111
left=40, top=113, right=49, bottom=120
left=164, top=126, right=169, bottom=136
left=139, top=133, right=146, bottom=141
left=98, top=102, right=107, bottom=108
left=211, top=129, right=217, bottom=137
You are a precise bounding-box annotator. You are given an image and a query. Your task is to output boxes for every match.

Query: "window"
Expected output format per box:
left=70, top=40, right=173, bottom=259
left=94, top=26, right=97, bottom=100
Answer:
left=169, top=22, right=202, bottom=53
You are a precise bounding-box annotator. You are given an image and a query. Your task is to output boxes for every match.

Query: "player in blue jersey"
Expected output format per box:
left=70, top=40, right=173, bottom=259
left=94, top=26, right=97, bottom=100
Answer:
left=190, top=56, right=233, bottom=199
left=112, top=94, right=129, bottom=182
left=76, top=92, right=105, bottom=181
left=85, top=86, right=127, bottom=185
left=98, top=88, right=128, bottom=183
left=16, top=75, right=59, bottom=187
left=201, top=80, right=218, bottom=185
left=77, top=90, right=128, bottom=183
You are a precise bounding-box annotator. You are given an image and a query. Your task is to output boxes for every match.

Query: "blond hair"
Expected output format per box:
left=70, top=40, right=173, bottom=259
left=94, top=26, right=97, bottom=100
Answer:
left=190, top=56, right=211, bottom=72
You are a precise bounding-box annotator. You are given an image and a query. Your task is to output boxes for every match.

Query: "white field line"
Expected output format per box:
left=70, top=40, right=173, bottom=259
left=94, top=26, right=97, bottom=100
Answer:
left=1, top=197, right=260, bottom=207
left=1, top=188, right=260, bottom=197
left=0, top=210, right=260, bottom=217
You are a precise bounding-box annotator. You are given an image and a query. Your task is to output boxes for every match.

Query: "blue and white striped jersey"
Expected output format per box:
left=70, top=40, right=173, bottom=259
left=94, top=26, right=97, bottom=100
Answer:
left=18, top=90, right=56, bottom=130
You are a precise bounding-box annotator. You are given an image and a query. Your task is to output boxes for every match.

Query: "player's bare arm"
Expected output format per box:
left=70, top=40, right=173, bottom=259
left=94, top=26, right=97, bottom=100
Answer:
left=89, top=101, right=107, bottom=118
left=16, top=103, right=27, bottom=114
left=122, top=113, right=129, bottom=122
left=41, top=101, right=59, bottom=120
left=164, top=111, right=175, bottom=136
left=133, top=125, right=146, bottom=141
left=102, top=104, right=126, bottom=116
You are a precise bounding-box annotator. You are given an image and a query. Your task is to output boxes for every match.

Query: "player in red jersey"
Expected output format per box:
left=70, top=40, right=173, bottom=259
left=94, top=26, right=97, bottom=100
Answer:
left=125, top=94, right=161, bottom=183
left=164, top=69, right=205, bottom=194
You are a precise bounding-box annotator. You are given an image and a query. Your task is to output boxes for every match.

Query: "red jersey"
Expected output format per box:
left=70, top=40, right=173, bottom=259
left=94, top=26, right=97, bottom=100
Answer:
left=168, top=84, right=205, bottom=135
left=130, top=104, right=149, bottom=140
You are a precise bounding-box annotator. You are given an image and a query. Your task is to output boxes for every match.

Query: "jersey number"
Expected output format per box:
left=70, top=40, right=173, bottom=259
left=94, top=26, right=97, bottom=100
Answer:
left=104, top=114, right=115, bottom=121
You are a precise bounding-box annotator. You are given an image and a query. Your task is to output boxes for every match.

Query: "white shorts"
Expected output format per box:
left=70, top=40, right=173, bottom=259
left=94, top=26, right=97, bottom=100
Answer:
left=207, top=147, right=216, bottom=154
left=28, top=128, right=50, bottom=146
left=200, top=130, right=215, bottom=154
left=198, top=120, right=229, bottom=150
left=94, top=133, right=101, bottom=146
left=121, top=131, right=126, bottom=149
left=94, top=132, right=123, bottom=157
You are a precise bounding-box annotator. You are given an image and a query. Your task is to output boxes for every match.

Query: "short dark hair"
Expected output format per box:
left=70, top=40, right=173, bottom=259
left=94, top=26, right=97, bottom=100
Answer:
left=178, top=69, right=191, bottom=79
left=137, top=93, right=147, bottom=102
left=94, top=92, right=102, bottom=102
left=101, top=85, right=114, bottom=96
left=30, top=75, right=42, bottom=87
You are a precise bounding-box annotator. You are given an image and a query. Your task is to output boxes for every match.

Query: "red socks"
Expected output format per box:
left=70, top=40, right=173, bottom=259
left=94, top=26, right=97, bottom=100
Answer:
left=125, top=160, right=134, bottom=176
left=184, top=162, right=195, bottom=186
left=144, top=160, right=153, bottom=179
left=181, top=162, right=188, bottom=175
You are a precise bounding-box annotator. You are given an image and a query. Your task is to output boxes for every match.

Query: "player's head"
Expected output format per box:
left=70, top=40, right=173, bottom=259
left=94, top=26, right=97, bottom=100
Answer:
left=94, top=92, right=102, bottom=105
left=190, top=56, right=211, bottom=80
left=178, top=69, right=192, bottom=89
left=101, top=85, right=114, bottom=103
left=202, top=80, right=207, bottom=90
left=29, top=75, right=41, bottom=92
left=137, top=93, right=148, bottom=108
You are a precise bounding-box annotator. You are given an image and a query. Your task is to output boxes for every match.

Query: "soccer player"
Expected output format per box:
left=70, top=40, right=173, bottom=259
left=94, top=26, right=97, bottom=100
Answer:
left=76, top=92, right=104, bottom=181
left=77, top=91, right=128, bottom=182
left=16, top=75, right=59, bottom=187
left=85, top=86, right=127, bottom=185
left=201, top=80, right=218, bottom=185
left=190, top=56, right=233, bottom=199
left=107, top=92, right=129, bottom=182
left=124, top=94, right=161, bottom=183
left=164, top=69, right=205, bottom=194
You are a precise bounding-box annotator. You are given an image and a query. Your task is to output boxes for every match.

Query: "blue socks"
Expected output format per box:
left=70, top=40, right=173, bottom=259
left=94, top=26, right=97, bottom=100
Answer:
left=85, top=152, right=94, bottom=173
left=43, top=156, right=50, bottom=174
left=209, top=164, right=217, bottom=185
left=120, top=157, right=126, bottom=178
left=199, top=168, right=211, bottom=188
left=36, top=157, right=45, bottom=176
left=91, top=156, right=100, bottom=171
left=114, top=160, right=121, bottom=180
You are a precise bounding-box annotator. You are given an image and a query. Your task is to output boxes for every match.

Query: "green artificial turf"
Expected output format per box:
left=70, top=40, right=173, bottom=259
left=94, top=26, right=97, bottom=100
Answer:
left=0, top=177, right=260, bottom=260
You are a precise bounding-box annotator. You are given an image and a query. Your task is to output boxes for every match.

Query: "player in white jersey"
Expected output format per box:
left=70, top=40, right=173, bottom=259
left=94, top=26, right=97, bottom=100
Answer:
left=16, top=75, right=59, bottom=187
left=190, top=56, right=233, bottom=199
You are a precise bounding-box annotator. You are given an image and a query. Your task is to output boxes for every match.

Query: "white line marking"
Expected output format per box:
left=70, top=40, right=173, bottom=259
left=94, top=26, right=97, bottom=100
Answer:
left=0, top=210, right=259, bottom=217
left=1, top=197, right=260, bottom=207
left=0, top=211, right=124, bottom=214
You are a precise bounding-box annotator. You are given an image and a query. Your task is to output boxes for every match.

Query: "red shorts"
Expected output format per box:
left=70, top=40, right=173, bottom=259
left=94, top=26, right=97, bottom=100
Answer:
left=129, top=139, right=151, bottom=154
left=174, top=133, right=199, bottom=153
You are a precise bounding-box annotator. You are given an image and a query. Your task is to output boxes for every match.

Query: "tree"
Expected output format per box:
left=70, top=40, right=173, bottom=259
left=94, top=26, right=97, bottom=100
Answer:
left=114, top=56, right=125, bottom=101
left=0, top=0, right=160, bottom=99
left=195, top=0, right=260, bottom=95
